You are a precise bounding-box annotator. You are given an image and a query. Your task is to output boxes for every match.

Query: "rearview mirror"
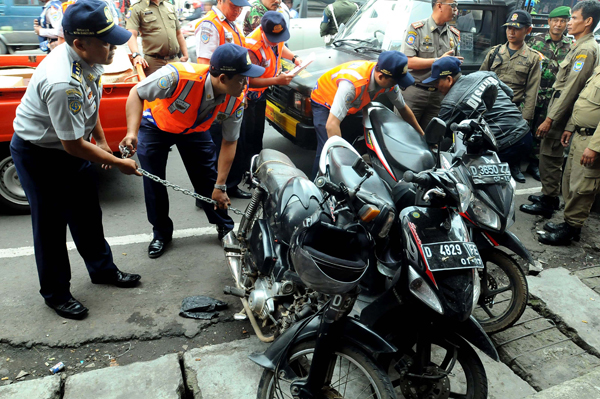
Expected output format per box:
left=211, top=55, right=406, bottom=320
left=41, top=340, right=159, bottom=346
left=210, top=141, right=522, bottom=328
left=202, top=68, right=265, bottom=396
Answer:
left=424, top=117, right=447, bottom=144
left=352, top=156, right=369, bottom=177
left=481, top=85, right=498, bottom=113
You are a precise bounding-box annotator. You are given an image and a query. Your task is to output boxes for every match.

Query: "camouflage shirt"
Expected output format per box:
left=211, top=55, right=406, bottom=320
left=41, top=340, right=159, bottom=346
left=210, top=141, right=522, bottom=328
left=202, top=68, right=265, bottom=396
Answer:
left=243, top=0, right=289, bottom=36
left=527, top=32, right=572, bottom=125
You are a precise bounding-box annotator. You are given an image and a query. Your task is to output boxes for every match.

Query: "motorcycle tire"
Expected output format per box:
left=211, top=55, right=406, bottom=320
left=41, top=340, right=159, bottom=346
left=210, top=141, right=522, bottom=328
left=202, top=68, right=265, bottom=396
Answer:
left=256, top=340, right=397, bottom=399
left=474, top=248, right=529, bottom=334
left=387, top=335, right=488, bottom=399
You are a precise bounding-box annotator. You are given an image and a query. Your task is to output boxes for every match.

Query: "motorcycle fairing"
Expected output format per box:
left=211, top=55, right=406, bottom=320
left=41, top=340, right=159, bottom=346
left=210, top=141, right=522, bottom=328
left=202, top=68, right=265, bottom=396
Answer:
left=318, top=135, right=361, bottom=176
left=248, top=314, right=396, bottom=371
left=474, top=229, right=535, bottom=267
left=364, top=103, right=435, bottom=179
left=248, top=219, right=277, bottom=276
left=455, top=316, right=500, bottom=361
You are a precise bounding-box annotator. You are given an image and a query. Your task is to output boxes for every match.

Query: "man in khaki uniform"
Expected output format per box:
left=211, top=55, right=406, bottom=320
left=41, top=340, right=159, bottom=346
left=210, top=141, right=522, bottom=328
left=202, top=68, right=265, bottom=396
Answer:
left=126, top=0, right=189, bottom=75
left=480, top=10, right=542, bottom=182
left=401, top=0, right=462, bottom=129
left=539, top=65, right=600, bottom=245
left=521, top=0, right=600, bottom=218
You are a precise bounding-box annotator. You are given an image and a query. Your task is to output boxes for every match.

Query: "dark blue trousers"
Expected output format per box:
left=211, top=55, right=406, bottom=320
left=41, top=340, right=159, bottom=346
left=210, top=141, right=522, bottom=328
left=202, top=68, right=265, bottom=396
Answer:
left=498, top=131, right=533, bottom=169
left=10, top=134, right=118, bottom=304
left=312, top=101, right=364, bottom=178
left=136, top=120, right=234, bottom=241
left=209, top=122, right=247, bottom=190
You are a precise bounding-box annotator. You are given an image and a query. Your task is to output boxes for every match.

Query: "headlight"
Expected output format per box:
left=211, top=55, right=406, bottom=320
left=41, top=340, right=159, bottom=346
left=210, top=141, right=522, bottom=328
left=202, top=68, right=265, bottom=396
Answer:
left=471, top=196, right=501, bottom=230
left=408, top=266, right=444, bottom=314
left=378, top=210, right=395, bottom=238
left=456, top=183, right=472, bottom=214
left=472, top=269, right=481, bottom=314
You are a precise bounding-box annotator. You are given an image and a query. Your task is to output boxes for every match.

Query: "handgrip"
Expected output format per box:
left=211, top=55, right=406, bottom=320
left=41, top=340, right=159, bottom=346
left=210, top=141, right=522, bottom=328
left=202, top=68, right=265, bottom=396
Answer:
left=451, top=122, right=473, bottom=134
left=403, top=170, right=430, bottom=186
left=315, top=176, right=342, bottom=197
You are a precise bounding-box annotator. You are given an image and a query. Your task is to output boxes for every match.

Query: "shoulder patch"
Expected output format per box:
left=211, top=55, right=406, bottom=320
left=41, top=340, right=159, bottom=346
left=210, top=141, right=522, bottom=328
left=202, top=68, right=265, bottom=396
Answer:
left=573, top=60, right=585, bottom=72
left=411, top=21, right=424, bottom=29
left=576, top=54, right=588, bottom=60
left=157, top=76, right=169, bottom=89
left=449, top=26, right=460, bottom=38
left=235, top=106, right=243, bottom=119
left=406, top=30, right=417, bottom=46
left=71, top=62, right=82, bottom=83
left=68, top=96, right=82, bottom=115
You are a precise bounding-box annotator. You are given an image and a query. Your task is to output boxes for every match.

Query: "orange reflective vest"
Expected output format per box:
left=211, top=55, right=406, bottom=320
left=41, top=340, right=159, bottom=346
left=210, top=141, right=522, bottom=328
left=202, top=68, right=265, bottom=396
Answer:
left=143, top=63, right=244, bottom=134
left=245, top=27, right=284, bottom=99
left=195, top=8, right=245, bottom=48
left=311, top=61, right=391, bottom=114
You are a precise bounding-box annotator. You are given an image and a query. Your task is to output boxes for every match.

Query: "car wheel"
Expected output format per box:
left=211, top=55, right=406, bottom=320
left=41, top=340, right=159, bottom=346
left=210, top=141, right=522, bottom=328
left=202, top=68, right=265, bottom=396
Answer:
left=0, top=148, right=30, bottom=214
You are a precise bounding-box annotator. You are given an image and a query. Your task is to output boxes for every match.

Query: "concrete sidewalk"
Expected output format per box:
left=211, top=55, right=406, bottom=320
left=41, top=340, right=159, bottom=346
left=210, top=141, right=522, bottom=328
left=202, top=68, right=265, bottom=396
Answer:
left=0, top=337, right=535, bottom=399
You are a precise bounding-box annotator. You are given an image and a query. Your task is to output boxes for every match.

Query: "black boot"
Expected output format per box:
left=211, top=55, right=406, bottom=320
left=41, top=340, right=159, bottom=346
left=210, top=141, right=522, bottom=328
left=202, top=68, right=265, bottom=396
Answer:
left=526, top=164, right=541, bottom=181
left=527, top=195, right=560, bottom=210
left=543, top=221, right=567, bottom=233
left=539, top=223, right=581, bottom=246
left=520, top=195, right=559, bottom=218
left=510, top=165, right=526, bottom=183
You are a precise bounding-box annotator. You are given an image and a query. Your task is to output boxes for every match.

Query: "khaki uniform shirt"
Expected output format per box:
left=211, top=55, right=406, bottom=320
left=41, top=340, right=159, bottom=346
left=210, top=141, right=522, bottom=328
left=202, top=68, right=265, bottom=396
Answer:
left=480, top=43, right=542, bottom=121
left=401, top=16, right=461, bottom=86
left=565, top=65, right=600, bottom=152
left=126, top=0, right=181, bottom=58
left=545, top=32, right=599, bottom=139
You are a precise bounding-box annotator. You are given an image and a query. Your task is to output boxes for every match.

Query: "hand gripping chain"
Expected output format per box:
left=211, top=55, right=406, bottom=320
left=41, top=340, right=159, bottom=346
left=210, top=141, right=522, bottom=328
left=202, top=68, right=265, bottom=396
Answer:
left=119, top=145, right=245, bottom=216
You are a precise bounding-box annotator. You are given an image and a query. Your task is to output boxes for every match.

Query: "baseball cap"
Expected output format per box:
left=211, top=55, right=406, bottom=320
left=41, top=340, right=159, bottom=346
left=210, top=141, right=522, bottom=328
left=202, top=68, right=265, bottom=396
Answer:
left=548, top=6, right=571, bottom=19
left=422, top=57, right=461, bottom=84
left=376, top=51, right=414, bottom=89
left=503, top=10, right=532, bottom=28
left=261, top=11, right=290, bottom=43
left=230, top=0, right=252, bottom=6
left=210, top=43, right=265, bottom=77
left=63, top=0, right=131, bottom=45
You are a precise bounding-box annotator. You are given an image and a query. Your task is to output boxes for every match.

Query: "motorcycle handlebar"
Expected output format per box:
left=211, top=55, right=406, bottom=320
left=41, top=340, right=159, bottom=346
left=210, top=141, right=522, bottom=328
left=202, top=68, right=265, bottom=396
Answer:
left=403, top=170, right=431, bottom=187
left=315, top=176, right=343, bottom=197
left=451, top=122, right=473, bottom=134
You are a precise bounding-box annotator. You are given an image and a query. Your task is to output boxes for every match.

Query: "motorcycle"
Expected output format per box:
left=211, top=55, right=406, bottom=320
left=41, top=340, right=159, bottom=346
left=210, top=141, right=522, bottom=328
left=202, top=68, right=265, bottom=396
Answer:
left=362, top=85, right=529, bottom=333
left=222, top=149, right=399, bottom=398
left=317, top=136, right=499, bottom=399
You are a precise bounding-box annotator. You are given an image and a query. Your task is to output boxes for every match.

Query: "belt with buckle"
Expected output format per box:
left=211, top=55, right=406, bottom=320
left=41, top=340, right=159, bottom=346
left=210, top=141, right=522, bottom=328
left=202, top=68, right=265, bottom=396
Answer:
left=146, top=54, right=178, bottom=60
left=576, top=126, right=596, bottom=136
left=414, top=83, right=437, bottom=92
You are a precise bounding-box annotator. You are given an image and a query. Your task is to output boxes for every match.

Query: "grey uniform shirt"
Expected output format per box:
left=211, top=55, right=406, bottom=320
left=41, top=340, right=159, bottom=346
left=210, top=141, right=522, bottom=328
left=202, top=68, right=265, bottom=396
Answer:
left=13, top=44, right=104, bottom=151
left=137, top=64, right=243, bottom=141
left=330, top=70, right=406, bottom=121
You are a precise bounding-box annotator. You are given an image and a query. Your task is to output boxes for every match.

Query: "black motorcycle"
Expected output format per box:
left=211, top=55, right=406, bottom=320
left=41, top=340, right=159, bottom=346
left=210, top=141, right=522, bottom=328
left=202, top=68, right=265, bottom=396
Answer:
left=318, top=136, right=498, bottom=399
left=362, top=85, right=529, bottom=333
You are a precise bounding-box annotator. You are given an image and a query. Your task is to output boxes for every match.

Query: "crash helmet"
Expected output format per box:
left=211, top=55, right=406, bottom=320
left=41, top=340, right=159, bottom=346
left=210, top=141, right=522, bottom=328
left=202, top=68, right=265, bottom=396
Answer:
left=290, top=214, right=371, bottom=295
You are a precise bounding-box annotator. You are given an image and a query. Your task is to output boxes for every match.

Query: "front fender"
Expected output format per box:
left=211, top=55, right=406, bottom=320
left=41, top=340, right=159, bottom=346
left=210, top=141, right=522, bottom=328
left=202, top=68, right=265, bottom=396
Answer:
left=476, top=230, right=535, bottom=268
left=248, top=315, right=397, bottom=371
left=454, top=316, right=499, bottom=361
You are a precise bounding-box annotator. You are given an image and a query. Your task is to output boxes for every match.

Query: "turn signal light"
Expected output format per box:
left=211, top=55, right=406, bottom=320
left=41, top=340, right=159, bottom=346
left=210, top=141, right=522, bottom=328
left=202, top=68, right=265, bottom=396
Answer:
left=359, top=205, right=380, bottom=222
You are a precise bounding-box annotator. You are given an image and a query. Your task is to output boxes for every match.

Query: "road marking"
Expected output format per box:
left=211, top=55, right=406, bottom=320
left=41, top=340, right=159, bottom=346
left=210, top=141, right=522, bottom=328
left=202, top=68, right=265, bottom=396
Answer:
left=0, top=226, right=230, bottom=259
left=515, top=187, right=542, bottom=196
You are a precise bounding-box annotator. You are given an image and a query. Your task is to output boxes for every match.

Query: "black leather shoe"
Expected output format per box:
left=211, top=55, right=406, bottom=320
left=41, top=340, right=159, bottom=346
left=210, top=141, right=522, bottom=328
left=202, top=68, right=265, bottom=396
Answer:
left=539, top=223, right=581, bottom=246
left=148, top=238, right=170, bottom=259
left=527, top=195, right=560, bottom=210
left=92, top=270, right=141, bottom=288
left=526, top=164, right=541, bottom=181
left=544, top=221, right=567, bottom=233
left=217, top=224, right=233, bottom=241
left=520, top=202, right=555, bottom=219
left=45, top=298, right=88, bottom=320
left=510, top=165, right=526, bottom=183
left=228, top=187, right=252, bottom=199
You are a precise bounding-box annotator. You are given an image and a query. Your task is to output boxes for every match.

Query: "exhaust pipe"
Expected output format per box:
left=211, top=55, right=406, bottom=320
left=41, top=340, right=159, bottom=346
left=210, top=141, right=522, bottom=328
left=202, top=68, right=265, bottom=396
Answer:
left=222, top=231, right=243, bottom=288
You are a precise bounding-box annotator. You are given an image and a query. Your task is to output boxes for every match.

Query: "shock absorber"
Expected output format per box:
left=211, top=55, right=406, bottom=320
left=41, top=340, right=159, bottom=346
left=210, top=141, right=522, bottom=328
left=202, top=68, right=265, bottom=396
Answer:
left=239, top=187, right=265, bottom=234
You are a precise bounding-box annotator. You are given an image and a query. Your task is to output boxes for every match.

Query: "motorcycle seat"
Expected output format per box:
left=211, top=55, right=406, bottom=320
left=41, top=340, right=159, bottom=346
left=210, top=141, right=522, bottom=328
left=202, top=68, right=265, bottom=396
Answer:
left=369, top=107, right=435, bottom=173
left=254, top=149, right=307, bottom=194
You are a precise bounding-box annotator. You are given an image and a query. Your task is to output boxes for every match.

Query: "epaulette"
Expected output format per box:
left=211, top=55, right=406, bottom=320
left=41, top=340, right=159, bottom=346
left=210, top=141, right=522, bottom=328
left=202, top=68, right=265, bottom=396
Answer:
left=411, top=21, right=424, bottom=29
left=449, top=26, right=460, bottom=37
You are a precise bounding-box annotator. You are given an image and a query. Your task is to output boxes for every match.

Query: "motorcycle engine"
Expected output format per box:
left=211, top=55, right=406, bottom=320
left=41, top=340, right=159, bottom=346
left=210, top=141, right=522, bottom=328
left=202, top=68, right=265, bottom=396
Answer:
left=248, top=278, right=294, bottom=320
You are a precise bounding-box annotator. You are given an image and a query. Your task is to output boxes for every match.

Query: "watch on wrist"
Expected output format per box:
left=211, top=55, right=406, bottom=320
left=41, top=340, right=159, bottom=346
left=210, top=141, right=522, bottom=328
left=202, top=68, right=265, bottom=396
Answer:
left=214, top=184, right=227, bottom=192
left=291, top=55, right=297, bottom=63
left=132, top=52, right=140, bottom=58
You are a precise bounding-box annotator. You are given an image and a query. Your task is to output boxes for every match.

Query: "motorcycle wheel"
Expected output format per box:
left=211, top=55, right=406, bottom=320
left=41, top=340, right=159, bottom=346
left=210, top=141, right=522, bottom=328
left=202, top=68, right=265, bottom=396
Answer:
left=256, top=340, right=397, bottom=399
left=473, top=248, right=529, bottom=334
left=388, top=335, right=487, bottom=399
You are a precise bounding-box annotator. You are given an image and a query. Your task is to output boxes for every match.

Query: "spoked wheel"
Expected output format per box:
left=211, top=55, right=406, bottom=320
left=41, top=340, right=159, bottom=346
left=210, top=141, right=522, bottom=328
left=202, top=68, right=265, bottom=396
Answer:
left=388, top=335, right=487, bottom=399
left=257, top=340, right=397, bottom=399
left=472, top=248, right=528, bottom=334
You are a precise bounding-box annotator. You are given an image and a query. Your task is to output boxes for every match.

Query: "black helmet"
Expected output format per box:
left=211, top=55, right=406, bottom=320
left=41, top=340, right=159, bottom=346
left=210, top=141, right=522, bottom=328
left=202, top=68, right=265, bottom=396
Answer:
left=290, top=216, right=371, bottom=295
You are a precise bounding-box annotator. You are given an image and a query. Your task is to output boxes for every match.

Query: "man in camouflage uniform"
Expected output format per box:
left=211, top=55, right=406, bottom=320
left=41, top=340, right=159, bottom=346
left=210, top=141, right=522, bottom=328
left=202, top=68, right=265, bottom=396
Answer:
left=525, top=6, right=572, bottom=181
left=243, top=0, right=289, bottom=36
left=521, top=0, right=600, bottom=219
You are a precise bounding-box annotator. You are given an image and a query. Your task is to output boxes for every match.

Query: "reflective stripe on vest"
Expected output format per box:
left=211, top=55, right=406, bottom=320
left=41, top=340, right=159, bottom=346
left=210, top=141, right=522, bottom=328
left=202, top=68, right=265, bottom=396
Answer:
left=144, top=63, right=244, bottom=134
left=246, top=27, right=283, bottom=98
left=195, top=9, right=245, bottom=47
left=311, top=61, right=388, bottom=114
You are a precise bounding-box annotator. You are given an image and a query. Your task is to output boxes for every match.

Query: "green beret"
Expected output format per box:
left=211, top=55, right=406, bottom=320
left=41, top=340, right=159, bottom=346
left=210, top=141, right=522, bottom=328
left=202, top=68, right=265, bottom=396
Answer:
left=548, top=6, right=571, bottom=19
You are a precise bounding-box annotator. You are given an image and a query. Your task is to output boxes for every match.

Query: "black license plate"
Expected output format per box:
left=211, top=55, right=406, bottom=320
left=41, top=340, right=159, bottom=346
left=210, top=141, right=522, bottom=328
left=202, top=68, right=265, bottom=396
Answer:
left=421, top=242, right=484, bottom=271
left=468, top=162, right=511, bottom=184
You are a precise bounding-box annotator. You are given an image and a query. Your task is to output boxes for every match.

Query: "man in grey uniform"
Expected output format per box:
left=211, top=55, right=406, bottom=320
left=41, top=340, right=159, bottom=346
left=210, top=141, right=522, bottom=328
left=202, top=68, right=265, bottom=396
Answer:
left=10, top=0, right=142, bottom=320
left=401, top=0, right=463, bottom=129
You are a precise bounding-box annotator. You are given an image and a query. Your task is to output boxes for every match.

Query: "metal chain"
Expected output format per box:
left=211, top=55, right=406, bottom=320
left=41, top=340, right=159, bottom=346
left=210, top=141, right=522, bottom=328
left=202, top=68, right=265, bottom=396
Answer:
left=119, top=146, right=245, bottom=216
